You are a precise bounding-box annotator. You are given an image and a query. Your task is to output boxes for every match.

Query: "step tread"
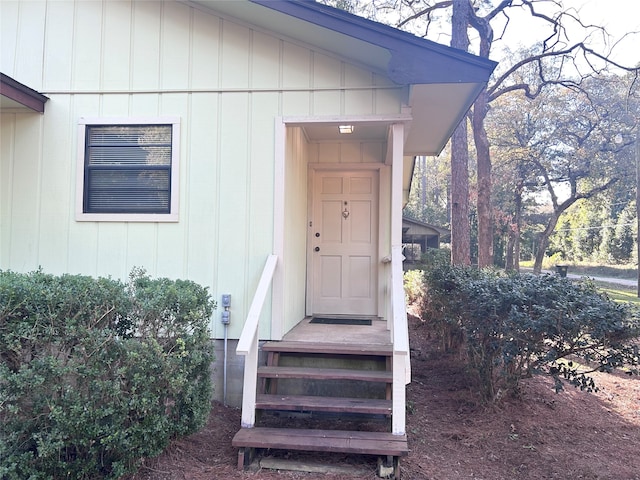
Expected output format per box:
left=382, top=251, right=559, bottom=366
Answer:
left=257, top=365, right=392, bottom=382
left=262, top=341, right=393, bottom=356
left=256, top=393, right=392, bottom=414
left=232, top=427, right=408, bottom=456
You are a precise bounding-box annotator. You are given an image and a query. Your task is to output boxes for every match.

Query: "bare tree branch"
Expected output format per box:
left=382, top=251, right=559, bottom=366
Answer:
left=397, top=0, right=452, bottom=29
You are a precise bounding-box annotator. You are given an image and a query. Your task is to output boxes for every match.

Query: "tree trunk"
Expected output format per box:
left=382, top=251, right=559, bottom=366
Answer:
left=473, top=88, right=493, bottom=267
left=505, top=233, right=515, bottom=270
left=450, top=0, right=472, bottom=265
left=514, top=233, right=520, bottom=271
left=533, top=213, right=560, bottom=274
left=421, top=156, right=427, bottom=217
left=513, top=184, right=522, bottom=271
left=506, top=176, right=524, bottom=271
left=468, top=6, right=494, bottom=268
left=451, top=122, right=471, bottom=265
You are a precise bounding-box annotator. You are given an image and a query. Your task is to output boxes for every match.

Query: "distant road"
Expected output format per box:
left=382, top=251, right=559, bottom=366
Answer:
left=524, top=268, right=638, bottom=288
left=564, top=272, right=637, bottom=287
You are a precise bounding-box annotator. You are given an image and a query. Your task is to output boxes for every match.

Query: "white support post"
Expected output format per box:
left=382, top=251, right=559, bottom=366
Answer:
left=392, top=351, right=407, bottom=435
left=390, top=123, right=404, bottom=249
left=390, top=123, right=409, bottom=436
left=240, top=330, right=258, bottom=428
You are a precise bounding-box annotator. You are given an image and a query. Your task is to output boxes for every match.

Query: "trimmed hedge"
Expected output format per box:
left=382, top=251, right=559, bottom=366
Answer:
left=421, top=264, right=640, bottom=401
left=0, top=269, right=215, bottom=479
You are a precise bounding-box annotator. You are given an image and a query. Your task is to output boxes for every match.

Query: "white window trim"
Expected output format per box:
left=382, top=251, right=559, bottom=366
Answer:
left=75, top=116, right=180, bottom=222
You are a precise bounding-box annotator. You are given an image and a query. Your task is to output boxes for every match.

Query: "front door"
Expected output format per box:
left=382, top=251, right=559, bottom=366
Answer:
left=309, top=170, right=378, bottom=316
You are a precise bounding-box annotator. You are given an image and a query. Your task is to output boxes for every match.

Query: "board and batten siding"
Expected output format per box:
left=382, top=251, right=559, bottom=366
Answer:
left=0, top=0, right=405, bottom=339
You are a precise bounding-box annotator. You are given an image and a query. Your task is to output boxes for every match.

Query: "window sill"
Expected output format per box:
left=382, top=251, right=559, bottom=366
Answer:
left=75, top=212, right=179, bottom=223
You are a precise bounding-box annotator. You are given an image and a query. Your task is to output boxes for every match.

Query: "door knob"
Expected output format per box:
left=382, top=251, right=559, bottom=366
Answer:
left=315, top=232, right=320, bottom=237
left=314, top=247, right=320, bottom=252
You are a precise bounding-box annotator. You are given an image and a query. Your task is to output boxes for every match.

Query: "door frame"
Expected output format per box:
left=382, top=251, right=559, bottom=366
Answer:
left=272, top=116, right=408, bottom=340
left=306, top=163, right=387, bottom=317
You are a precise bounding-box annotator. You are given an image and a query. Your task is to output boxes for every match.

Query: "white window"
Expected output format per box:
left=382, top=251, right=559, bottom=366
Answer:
left=76, top=117, right=180, bottom=222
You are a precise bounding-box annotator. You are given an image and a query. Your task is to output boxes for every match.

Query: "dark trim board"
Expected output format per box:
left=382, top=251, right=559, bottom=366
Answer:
left=0, top=73, right=48, bottom=113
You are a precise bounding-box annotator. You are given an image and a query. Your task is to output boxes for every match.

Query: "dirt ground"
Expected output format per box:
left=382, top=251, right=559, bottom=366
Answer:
left=127, top=314, right=640, bottom=480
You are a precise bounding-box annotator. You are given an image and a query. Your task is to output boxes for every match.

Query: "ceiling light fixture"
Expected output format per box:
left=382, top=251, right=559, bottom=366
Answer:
left=338, top=125, right=354, bottom=134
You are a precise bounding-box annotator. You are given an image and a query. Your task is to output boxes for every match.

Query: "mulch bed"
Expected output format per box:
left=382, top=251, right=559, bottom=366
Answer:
left=127, top=314, right=640, bottom=479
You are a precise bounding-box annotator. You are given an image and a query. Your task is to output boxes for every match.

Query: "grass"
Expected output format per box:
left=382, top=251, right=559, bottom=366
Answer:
left=563, top=264, right=637, bottom=280
left=597, top=285, right=640, bottom=305
left=519, top=260, right=637, bottom=280
left=520, top=260, right=640, bottom=305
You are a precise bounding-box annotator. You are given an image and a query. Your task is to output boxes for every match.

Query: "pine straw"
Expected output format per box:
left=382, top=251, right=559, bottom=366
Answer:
left=126, top=314, right=640, bottom=480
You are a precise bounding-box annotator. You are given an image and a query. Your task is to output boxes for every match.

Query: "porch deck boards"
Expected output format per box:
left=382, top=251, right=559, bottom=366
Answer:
left=279, top=316, right=392, bottom=345
left=255, top=393, right=392, bottom=414
left=262, top=341, right=392, bottom=357
left=232, top=427, right=408, bottom=457
left=257, top=365, right=392, bottom=382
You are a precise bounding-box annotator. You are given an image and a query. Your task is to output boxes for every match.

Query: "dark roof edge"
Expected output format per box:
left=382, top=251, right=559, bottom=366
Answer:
left=402, top=216, right=450, bottom=235
left=249, top=0, right=497, bottom=84
left=0, top=73, right=48, bottom=113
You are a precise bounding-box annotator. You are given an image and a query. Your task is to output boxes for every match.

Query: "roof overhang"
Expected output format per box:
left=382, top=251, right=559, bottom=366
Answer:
left=402, top=217, right=450, bottom=237
left=186, top=0, right=496, bottom=156
left=0, top=73, right=48, bottom=113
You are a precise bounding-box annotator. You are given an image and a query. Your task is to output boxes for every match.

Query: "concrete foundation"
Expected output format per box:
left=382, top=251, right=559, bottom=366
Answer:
left=210, top=338, right=245, bottom=407
left=210, top=339, right=269, bottom=407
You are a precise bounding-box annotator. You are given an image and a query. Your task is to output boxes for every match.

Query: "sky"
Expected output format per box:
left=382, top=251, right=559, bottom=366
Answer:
left=497, top=0, right=640, bottom=68
left=374, top=0, right=640, bottom=70
left=565, top=0, right=639, bottom=64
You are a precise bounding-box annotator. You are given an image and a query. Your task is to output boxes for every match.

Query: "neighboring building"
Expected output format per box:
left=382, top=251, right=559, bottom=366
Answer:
left=1, top=0, right=495, bottom=472
left=402, top=216, right=449, bottom=261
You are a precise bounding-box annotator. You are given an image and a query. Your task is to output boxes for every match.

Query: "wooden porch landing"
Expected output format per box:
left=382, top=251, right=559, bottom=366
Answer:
left=281, top=316, right=392, bottom=345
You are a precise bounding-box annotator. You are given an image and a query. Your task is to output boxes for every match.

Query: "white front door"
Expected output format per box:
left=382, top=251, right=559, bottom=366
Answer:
left=310, top=170, right=378, bottom=316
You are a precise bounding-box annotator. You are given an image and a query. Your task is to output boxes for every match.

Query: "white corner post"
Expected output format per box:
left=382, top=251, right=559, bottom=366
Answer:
left=390, top=123, right=409, bottom=436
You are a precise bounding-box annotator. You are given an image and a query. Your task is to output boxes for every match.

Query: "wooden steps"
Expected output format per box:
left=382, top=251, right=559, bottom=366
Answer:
left=233, top=427, right=408, bottom=456
left=256, top=394, right=392, bottom=414
left=262, top=340, right=393, bottom=357
left=234, top=340, right=404, bottom=476
left=258, top=365, right=392, bottom=383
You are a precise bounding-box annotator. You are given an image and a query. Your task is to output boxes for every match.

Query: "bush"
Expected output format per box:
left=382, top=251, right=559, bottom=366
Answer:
left=0, top=269, right=215, bottom=480
left=404, top=269, right=425, bottom=305
left=421, top=264, right=640, bottom=401
left=404, top=248, right=450, bottom=307
left=421, top=247, right=451, bottom=269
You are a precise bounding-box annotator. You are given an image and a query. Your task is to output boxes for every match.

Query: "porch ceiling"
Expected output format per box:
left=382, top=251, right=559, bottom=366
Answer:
left=295, top=82, right=482, bottom=156
left=302, top=123, right=389, bottom=142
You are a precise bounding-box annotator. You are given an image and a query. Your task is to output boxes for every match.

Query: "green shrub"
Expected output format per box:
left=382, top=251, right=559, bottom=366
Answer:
left=0, top=269, right=215, bottom=480
left=421, top=247, right=451, bottom=269
left=421, top=264, right=640, bottom=401
left=404, top=269, right=425, bottom=305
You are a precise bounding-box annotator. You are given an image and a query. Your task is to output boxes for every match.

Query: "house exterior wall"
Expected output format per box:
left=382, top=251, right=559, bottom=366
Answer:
left=1, top=0, right=406, bottom=344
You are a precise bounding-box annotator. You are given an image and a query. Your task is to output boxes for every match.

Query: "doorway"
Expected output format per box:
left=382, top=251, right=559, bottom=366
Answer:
left=308, top=169, right=379, bottom=316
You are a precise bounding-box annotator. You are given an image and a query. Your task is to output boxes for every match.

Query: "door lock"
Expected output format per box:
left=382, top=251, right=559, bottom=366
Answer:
left=314, top=247, right=320, bottom=252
